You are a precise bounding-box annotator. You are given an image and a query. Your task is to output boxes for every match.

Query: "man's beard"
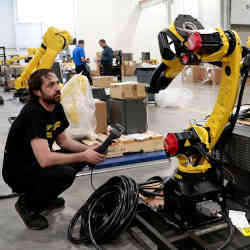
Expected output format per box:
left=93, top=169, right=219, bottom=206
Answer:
left=41, top=91, right=61, bottom=104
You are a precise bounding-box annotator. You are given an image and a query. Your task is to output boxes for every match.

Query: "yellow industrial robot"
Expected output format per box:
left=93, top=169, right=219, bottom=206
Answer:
left=14, top=27, right=72, bottom=96
left=147, top=15, right=249, bottom=230
left=5, top=48, right=38, bottom=66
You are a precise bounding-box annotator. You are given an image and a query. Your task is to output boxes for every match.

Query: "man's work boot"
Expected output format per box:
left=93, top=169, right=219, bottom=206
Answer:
left=15, top=195, right=48, bottom=230
left=46, top=197, right=65, bottom=211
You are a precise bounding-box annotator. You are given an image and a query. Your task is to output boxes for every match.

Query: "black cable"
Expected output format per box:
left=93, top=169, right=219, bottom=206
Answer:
left=68, top=175, right=139, bottom=250
left=231, top=69, right=248, bottom=127
left=217, top=212, right=235, bottom=250
left=0, top=193, right=20, bottom=200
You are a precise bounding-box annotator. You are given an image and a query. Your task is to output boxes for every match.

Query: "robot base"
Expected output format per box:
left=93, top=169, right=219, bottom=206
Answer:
left=163, top=170, right=225, bottom=230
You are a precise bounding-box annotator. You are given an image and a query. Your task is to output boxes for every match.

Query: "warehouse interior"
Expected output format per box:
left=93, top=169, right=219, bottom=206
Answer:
left=2, top=0, right=250, bottom=249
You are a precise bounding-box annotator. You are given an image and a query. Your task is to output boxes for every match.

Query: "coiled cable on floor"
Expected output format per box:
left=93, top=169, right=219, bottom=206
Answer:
left=0, top=192, right=20, bottom=200
left=217, top=212, right=235, bottom=250
left=68, top=175, right=139, bottom=250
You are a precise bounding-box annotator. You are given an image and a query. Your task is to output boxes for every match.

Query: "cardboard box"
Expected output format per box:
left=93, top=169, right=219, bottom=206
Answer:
left=82, top=133, right=124, bottom=158
left=92, top=76, right=117, bottom=88
left=95, top=100, right=107, bottom=134
left=182, top=65, right=206, bottom=83
left=110, top=82, right=146, bottom=99
left=90, top=70, right=100, bottom=77
left=123, top=61, right=137, bottom=76
left=210, top=67, right=221, bottom=84
left=120, top=131, right=163, bottom=153
left=81, top=130, right=163, bottom=157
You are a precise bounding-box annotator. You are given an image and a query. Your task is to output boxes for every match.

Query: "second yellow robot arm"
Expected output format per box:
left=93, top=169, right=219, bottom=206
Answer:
left=15, top=27, right=72, bottom=90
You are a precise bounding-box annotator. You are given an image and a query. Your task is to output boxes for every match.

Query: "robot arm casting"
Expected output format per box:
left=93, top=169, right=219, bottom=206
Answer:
left=15, top=27, right=72, bottom=90
left=148, top=15, right=242, bottom=175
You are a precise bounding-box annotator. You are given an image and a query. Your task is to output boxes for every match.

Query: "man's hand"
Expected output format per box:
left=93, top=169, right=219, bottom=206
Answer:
left=87, top=143, right=100, bottom=150
left=81, top=149, right=105, bottom=165
left=81, top=58, right=90, bottom=63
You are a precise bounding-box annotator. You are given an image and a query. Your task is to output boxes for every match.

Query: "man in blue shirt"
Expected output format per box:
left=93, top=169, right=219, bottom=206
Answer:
left=73, top=40, right=93, bottom=85
left=99, top=39, right=113, bottom=76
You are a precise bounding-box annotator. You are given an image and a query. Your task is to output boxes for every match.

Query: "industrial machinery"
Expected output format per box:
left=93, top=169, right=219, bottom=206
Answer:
left=0, top=46, right=6, bottom=104
left=5, top=48, right=38, bottom=66
left=67, top=15, right=250, bottom=250
left=0, top=48, right=38, bottom=93
left=14, top=27, right=72, bottom=98
left=146, top=14, right=250, bottom=231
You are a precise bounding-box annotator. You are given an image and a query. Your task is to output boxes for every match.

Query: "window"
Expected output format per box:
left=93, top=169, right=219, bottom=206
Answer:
left=16, top=0, right=75, bottom=35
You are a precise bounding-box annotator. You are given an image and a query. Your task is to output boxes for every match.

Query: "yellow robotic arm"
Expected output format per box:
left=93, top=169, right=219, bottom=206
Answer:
left=6, top=56, right=27, bottom=66
left=148, top=15, right=242, bottom=175
left=15, top=27, right=72, bottom=90
left=5, top=48, right=38, bottom=66
left=146, top=14, right=249, bottom=230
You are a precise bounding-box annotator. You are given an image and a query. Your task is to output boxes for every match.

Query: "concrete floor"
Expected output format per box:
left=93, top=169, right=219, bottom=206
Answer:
left=1, top=75, right=250, bottom=249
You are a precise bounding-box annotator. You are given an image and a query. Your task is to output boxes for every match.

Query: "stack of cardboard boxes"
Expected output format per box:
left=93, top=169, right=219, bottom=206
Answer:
left=182, top=65, right=222, bottom=84
left=109, top=81, right=147, bottom=134
left=92, top=76, right=117, bottom=88
left=110, top=81, right=146, bottom=99
left=182, top=65, right=207, bottom=83
left=90, top=81, right=164, bottom=158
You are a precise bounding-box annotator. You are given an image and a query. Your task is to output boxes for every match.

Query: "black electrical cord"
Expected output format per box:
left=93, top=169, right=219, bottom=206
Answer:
left=68, top=175, right=139, bottom=250
left=217, top=212, right=235, bottom=250
left=139, top=180, right=164, bottom=198
left=0, top=193, right=20, bottom=200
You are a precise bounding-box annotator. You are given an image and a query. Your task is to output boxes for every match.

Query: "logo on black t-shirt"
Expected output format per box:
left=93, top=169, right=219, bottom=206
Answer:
left=46, top=121, right=61, bottom=139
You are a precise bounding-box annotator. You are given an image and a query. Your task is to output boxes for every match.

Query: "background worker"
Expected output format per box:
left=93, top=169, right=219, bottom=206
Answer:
left=2, top=69, right=105, bottom=230
left=99, top=39, right=113, bottom=76
left=73, top=40, right=93, bottom=85
left=67, top=37, right=77, bottom=60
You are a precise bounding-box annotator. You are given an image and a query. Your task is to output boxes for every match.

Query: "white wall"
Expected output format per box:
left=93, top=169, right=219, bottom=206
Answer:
left=171, top=0, right=199, bottom=21
left=76, top=0, right=116, bottom=66
left=76, top=0, right=168, bottom=63
left=170, top=0, right=221, bottom=28
left=113, top=0, right=167, bottom=61
left=0, top=0, right=222, bottom=62
left=0, top=0, right=16, bottom=49
left=198, top=0, right=221, bottom=28
left=76, top=0, right=222, bottom=64
left=132, top=3, right=167, bottom=60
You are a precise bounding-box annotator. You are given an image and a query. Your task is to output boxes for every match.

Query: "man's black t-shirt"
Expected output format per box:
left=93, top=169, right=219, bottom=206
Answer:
left=2, top=101, right=69, bottom=180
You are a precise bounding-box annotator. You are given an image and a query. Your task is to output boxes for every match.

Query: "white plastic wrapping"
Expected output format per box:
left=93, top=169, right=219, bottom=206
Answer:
left=61, top=74, right=96, bottom=140
left=155, top=87, right=193, bottom=108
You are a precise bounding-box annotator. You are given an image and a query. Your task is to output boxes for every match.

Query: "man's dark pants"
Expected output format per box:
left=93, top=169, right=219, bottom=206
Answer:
left=3, top=162, right=84, bottom=212
left=75, top=64, right=93, bottom=85
left=101, top=63, right=113, bottom=76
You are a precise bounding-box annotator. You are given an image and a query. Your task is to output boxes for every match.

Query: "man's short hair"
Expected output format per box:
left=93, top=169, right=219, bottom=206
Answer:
left=99, top=39, right=106, bottom=43
left=72, top=38, right=77, bottom=45
left=78, top=40, right=84, bottom=45
left=28, top=69, right=54, bottom=102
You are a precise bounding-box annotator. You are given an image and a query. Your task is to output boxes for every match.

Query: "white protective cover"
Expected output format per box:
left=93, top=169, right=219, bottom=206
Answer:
left=61, top=74, right=96, bottom=140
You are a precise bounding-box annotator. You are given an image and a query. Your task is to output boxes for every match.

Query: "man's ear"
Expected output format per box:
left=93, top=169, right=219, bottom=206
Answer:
left=33, top=90, right=41, bottom=97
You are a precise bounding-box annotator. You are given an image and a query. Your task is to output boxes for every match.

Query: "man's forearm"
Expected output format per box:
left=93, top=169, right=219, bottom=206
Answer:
left=59, top=137, right=88, bottom=153
left=42, top=151, right=84, bottom=167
